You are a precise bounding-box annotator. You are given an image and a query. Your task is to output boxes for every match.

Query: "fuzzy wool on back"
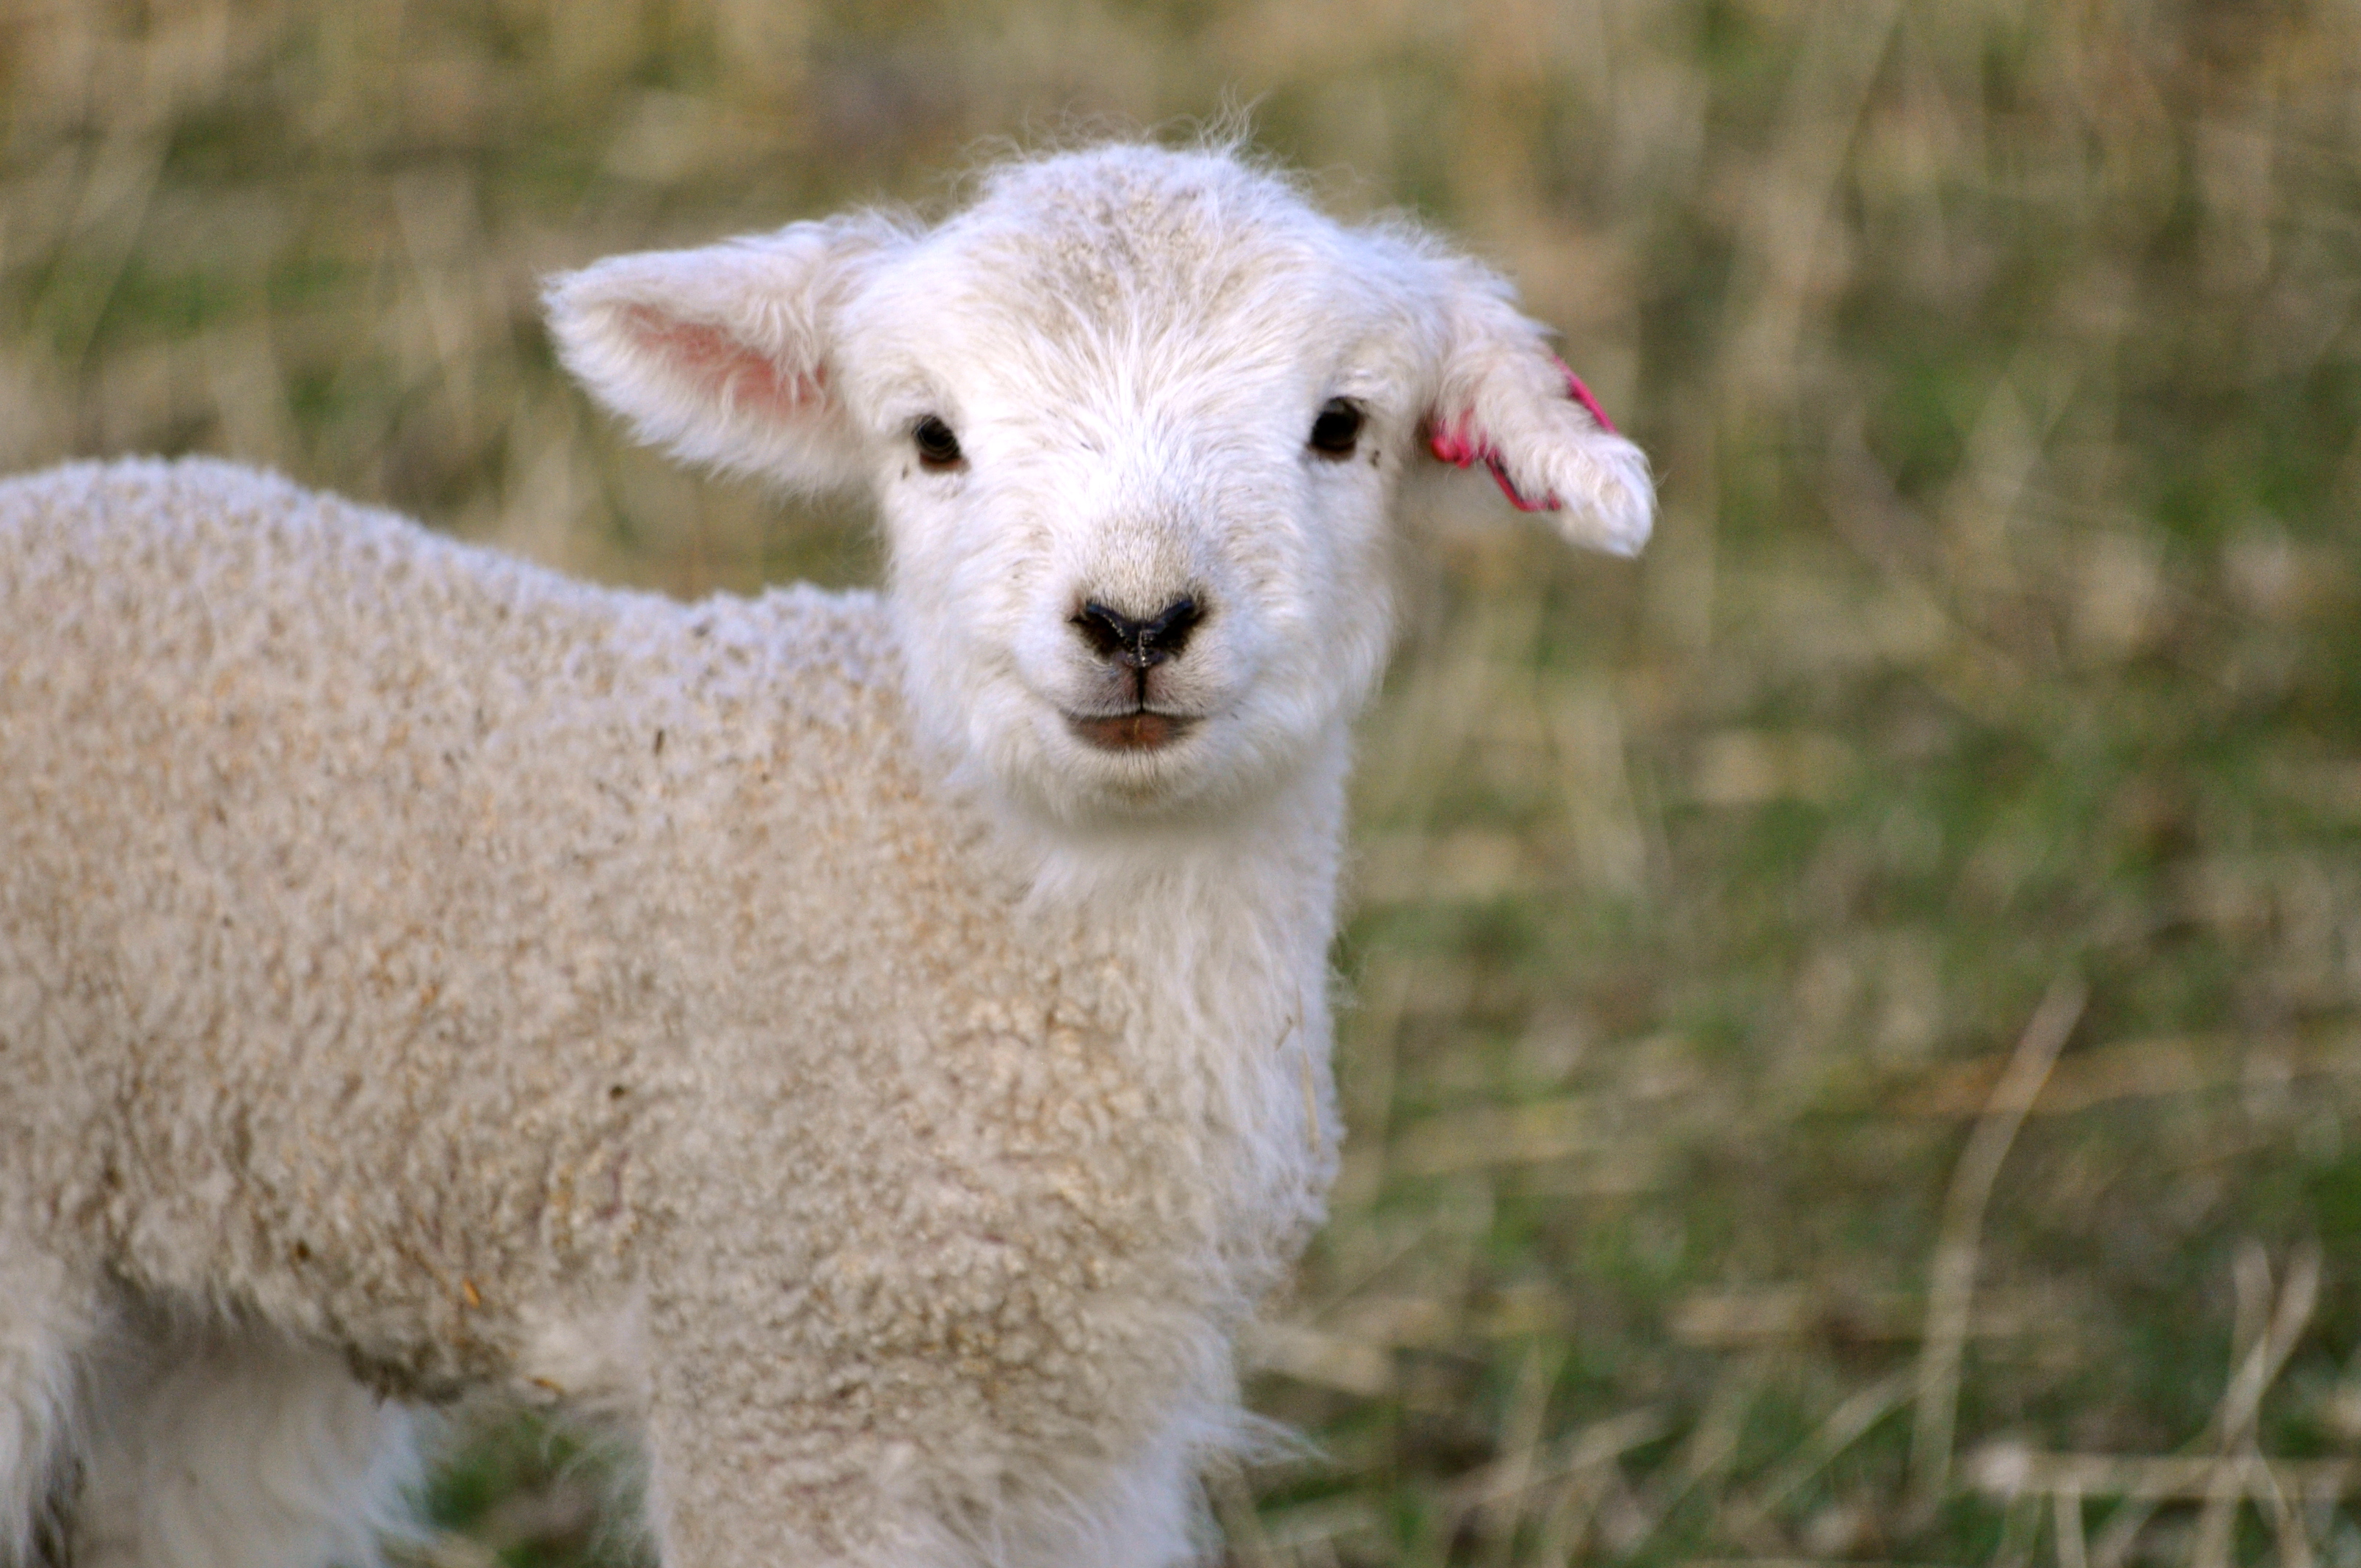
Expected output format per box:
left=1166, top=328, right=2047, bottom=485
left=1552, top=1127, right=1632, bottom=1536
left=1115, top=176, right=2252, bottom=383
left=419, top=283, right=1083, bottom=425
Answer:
left=0, top=141, right=1649, bottom=1568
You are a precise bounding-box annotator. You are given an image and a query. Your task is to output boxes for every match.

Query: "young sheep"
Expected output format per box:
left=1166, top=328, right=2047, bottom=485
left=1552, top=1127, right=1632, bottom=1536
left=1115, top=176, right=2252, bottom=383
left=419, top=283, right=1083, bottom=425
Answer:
left=0, top=142, right=1651, bottom=1568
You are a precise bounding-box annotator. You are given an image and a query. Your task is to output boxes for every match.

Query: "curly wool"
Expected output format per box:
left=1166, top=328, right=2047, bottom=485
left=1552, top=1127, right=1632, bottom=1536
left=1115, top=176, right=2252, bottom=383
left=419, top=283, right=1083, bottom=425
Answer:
left=1, top=457, right=1332, bottom=1565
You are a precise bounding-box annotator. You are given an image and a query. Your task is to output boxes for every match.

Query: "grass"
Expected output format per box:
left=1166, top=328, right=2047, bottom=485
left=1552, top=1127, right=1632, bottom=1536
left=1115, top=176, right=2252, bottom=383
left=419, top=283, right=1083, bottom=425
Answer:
left=5, top=0, right=2360, bottom=1564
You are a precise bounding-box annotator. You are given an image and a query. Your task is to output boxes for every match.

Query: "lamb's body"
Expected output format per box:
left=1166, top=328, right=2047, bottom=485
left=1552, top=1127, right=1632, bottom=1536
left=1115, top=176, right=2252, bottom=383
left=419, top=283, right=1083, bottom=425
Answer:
left=2, top=459, right=1332, bottom=1564
left=0, top=142, right=1651, bottom=1567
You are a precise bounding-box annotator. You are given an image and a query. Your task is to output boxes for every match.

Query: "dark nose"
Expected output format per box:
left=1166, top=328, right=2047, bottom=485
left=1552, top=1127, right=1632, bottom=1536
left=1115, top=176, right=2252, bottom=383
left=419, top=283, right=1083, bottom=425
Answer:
left=1071, top=596, right=1202, bottom=669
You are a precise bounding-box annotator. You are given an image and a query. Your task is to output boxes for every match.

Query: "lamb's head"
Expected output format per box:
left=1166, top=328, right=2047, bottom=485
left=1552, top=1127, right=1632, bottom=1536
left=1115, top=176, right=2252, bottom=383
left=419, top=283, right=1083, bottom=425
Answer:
left=547, top=144, right=1652, bottom=830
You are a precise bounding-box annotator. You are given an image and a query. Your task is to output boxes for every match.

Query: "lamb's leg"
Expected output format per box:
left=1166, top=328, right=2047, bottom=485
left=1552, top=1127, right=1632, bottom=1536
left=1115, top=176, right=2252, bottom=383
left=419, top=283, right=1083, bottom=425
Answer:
left=70, top=1334, right=421, bottom=1568
left=642, top=1334, right=1216, bottom=1568
left=0, top=1255, right=96, bottom=1568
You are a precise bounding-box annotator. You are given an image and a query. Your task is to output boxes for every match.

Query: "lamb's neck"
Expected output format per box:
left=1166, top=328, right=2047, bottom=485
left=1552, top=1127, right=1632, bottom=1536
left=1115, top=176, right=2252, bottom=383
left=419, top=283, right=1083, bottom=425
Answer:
left=1049, top=739, right=1352, bottom=1300
left=1018, top=732, right=1351, bottom=1252
left=1022, top=729, right=1352, bottom=994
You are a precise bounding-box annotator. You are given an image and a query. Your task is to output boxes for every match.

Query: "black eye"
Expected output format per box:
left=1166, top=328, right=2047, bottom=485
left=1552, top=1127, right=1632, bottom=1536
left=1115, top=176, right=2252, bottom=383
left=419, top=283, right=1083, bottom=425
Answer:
left=913, top=416, right=963, bottom=471
left=1308, top=398, right=1363, bottom=460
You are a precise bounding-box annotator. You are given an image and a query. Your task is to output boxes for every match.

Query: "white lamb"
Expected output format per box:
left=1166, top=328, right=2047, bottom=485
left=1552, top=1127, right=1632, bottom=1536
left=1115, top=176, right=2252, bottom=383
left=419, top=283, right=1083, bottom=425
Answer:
left=0, top=141, right=1650, bottom=1568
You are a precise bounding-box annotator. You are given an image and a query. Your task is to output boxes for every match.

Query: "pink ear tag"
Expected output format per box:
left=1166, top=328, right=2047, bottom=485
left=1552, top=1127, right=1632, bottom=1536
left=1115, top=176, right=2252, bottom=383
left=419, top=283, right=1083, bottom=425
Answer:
left=1426, top=357, right=1617, bottom=512
left=1555, top=358, right=1617, bottom=435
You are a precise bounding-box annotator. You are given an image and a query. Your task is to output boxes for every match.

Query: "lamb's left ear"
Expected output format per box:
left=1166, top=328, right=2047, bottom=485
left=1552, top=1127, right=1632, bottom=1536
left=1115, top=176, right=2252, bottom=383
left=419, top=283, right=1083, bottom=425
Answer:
left=545, top=212, right=911, bottom=493
left=1420, top=255, right=1655, bottom=556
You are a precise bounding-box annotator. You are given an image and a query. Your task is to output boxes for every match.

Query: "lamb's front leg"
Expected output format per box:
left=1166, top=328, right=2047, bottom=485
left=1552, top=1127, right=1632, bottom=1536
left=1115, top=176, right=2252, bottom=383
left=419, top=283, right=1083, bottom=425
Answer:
left=71, top=1330, right=418, bottom=1568
left=0, top=1252, right=98, bottom=1567
left=641, top=1340, right=968, bottom=1568
left=642, top=1311, right=1217, bottom=1568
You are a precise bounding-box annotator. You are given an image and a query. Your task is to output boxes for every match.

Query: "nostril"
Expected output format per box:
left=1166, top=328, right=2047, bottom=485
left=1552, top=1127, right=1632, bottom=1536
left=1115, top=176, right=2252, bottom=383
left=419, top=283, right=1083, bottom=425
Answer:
left=1072, top=601, right=1139, bottom=662
left=1137, top=596, right=1200, bottom=660
left=1070, top=595, right=1205, bottom=669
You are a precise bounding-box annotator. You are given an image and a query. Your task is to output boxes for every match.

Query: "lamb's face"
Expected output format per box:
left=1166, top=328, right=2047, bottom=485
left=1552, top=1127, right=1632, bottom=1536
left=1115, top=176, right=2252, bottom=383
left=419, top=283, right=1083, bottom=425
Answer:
left=838, top=207, right=1421, bottom=827
left=546, top=144, right=1653, bottom=834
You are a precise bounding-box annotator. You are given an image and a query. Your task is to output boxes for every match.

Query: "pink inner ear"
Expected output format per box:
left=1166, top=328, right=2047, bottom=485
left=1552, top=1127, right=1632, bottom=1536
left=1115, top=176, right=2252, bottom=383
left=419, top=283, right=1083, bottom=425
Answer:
left=1426, top=358, right=1617, bottom=512
left=621, top=306, right=824, bottom=417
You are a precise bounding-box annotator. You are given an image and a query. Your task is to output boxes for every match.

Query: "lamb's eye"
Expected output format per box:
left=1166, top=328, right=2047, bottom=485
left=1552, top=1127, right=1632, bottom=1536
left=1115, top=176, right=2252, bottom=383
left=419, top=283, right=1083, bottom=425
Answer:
left=1308, top=399, right=1363, bottom=460
left=913, top=416, right=964, bottom=471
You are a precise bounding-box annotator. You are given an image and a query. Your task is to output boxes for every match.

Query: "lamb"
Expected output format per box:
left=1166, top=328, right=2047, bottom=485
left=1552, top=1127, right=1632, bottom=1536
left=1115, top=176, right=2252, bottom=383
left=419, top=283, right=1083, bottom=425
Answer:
left=0, top=140, right=1652, bottom=1568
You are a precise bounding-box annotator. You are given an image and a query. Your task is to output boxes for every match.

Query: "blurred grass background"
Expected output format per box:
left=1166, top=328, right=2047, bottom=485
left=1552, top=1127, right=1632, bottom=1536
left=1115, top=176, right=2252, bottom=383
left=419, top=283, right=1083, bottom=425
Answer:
left=4, top=0, right=2360, bottom=1564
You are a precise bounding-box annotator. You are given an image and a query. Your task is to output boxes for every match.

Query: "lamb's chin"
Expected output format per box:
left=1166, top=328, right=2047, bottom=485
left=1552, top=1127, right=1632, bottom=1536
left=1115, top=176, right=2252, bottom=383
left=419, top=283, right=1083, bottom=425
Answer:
left=1040, top=735, right=1330, bottom=838
left=979, top=737, right=1222, bottom=835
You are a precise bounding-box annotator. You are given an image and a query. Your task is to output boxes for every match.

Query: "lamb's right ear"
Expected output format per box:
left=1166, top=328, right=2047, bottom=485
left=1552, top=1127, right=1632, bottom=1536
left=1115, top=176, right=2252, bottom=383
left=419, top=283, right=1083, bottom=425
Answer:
left=545, top=213, right=910, bottom=492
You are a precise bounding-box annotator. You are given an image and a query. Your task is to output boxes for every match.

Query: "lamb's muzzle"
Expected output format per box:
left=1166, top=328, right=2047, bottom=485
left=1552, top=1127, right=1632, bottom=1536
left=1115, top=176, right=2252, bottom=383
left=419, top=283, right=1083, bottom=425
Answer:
left=1064, top=595, right=1208, bottom=751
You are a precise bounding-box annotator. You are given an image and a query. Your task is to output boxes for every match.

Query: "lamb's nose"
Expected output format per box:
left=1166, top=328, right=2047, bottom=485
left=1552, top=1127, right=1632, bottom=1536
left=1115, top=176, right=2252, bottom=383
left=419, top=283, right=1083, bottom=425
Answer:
left=1072, top=596, right=1201, bottom=669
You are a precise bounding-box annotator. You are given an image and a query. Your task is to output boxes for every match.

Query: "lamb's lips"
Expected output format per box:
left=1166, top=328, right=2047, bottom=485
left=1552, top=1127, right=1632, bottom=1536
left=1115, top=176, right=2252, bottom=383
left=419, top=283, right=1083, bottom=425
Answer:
left=1068, top=711, right=1197, bottom=752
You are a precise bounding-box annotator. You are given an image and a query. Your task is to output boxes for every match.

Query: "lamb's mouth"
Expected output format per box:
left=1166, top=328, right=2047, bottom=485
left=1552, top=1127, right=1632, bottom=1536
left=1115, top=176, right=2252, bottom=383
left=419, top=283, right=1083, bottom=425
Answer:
left=1067, top=711, right=1199, bottom=753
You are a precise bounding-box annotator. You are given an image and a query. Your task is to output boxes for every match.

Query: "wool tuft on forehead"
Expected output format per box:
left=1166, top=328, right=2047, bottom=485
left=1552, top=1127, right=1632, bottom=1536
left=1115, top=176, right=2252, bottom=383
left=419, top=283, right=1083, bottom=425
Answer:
left=941, top=145, right=1339, bottom=323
